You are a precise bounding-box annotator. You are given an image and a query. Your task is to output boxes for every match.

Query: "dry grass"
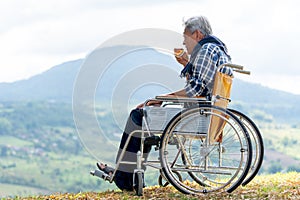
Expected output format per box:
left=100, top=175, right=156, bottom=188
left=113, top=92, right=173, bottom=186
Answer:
left=6, top=172, right=300, bottom=200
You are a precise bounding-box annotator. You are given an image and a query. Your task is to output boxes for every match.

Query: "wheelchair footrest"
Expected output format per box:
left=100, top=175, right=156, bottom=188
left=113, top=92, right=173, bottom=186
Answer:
left=144, top=135, right=160, bottom=146
left=90, top=169, right=111, bottom=181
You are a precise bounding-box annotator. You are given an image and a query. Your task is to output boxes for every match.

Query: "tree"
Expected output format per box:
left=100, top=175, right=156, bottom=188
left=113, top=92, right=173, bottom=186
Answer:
left=0, top=118, right=12, bottom=135
left=287, top=165, right=300, bottom=172
left=268, top=162, right=283, bottom=174
left=1, top=146, right=8, bottom=157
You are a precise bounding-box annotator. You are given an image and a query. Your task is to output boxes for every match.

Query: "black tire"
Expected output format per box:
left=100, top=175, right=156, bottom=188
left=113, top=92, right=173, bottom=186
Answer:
left=158, top=171, right=169, bottom=187
left=134, top=171, right=143, bottom=196
left=228, top=109, right=264, bottom=186
left=158, top=170, right=182, bottom=187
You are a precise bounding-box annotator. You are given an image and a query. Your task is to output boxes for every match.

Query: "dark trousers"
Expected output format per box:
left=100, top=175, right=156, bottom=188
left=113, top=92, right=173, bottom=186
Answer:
left=114, top=108, right=151, bottom=191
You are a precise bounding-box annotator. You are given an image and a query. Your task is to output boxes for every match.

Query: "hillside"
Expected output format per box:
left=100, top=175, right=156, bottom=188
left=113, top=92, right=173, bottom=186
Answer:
left=0, top=101, right=299, bottom=198
left=0, top=59, right=83, bottom=102
left=4, top=172, right=300, bottom=199
left=231, top=79, right=300, bottom=124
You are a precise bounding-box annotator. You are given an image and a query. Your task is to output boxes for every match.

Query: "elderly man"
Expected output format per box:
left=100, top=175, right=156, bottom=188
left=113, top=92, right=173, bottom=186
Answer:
left=96, top=15, right=232, bottom=191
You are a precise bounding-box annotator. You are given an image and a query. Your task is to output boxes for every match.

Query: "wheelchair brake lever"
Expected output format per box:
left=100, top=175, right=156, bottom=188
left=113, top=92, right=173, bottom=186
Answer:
left=215, top=95, right=231, bottom=102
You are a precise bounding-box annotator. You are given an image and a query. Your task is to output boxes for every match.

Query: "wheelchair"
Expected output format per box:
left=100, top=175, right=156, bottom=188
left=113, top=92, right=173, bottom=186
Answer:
left=90, top=63, right=264, bottom=196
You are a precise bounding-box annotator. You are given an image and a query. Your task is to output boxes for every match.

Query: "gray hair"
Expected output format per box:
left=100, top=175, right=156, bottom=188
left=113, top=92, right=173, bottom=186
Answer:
left=184, top=16, right=213, bottom=36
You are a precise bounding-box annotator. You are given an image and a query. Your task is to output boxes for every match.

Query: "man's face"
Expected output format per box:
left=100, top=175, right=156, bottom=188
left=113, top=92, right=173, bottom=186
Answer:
left=183, top=27, right=203, bottom=55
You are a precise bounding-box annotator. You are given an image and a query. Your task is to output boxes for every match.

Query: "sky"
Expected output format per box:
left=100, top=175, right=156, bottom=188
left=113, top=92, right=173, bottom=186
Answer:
left=1, top=0, right=300, bottom=94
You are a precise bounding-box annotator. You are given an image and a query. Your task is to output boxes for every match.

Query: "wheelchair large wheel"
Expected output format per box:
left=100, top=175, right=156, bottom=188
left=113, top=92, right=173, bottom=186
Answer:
left=159, top=105, right=252, bottom=194
left=228, top=109, right=264, bottom=186
left=158, top=169, right=182, bottom=187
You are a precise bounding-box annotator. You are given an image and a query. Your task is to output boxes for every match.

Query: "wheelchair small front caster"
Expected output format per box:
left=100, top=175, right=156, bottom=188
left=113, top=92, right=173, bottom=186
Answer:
left=134, top=171, right=144, bottom=196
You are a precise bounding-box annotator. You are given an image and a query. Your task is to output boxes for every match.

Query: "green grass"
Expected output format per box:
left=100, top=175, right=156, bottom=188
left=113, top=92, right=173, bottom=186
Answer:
left=260, top=124, right=300, bottom=160
left=0, top=153, right=115, bottom=197
left=0, top=136, right=33, bottom=147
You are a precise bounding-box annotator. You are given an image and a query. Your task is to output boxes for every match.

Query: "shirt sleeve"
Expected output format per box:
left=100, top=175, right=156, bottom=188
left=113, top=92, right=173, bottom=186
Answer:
left=184, top=77, right=204, bottom=97
left=219, top=65, right=233, bottom=76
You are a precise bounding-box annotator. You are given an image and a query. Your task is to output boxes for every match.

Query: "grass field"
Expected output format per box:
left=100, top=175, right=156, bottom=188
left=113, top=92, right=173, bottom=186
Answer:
left=0, top=153, right=115, bottom=198
left=1, top=102, right=299, bottom=199
left=0, top=183, right=50, bottom=198
left=0, top=136, right=33, bottom=147
left=2, top=172, right=299, bottom=200
left=261, top=125, right=300, bottom=160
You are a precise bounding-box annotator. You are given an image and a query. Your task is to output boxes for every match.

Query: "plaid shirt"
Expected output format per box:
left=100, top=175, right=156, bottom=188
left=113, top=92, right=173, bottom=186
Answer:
left=184, top=43, right=231, bottom=97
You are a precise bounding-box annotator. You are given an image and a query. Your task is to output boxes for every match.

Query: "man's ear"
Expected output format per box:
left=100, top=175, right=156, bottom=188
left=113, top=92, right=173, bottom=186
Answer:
left=195, top=30, right=205, bottom=41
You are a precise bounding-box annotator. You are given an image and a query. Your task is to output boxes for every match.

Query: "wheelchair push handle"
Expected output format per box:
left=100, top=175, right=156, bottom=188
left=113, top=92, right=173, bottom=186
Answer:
left=218, top=63, right=251, bottom=75
left=233, top=69, right=251, bottom=75
left=218, top=63, right=244, bottom=70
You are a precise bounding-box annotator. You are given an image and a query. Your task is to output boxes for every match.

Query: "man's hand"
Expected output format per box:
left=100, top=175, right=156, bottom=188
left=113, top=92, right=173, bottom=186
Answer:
left=174, top=48, right=189, bottom=66
left=136, top=100, right=162, bottom=109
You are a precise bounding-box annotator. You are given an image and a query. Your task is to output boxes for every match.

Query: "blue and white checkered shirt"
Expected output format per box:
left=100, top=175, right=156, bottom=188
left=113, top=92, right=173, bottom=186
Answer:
left=184, top=43, right=232, bottom=97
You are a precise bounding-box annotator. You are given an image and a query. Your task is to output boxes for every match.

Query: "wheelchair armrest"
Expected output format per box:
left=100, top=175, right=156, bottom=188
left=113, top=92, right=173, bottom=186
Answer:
left=155, top=96, right=207, bottom=103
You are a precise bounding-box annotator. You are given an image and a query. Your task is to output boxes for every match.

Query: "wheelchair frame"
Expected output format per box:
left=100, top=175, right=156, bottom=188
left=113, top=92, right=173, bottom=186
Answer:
left=90, top=63, right=264, bottom=196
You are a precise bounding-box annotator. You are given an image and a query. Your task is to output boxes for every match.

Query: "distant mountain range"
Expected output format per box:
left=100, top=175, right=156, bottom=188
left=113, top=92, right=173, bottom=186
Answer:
left=0, top=46, right=299, bottom=123
left=0, top=59, right=83, bottom=102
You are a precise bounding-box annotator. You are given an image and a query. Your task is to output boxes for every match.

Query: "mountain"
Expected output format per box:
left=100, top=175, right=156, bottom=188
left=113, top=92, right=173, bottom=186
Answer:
left=0, top=45, right=299, bottom=123
left=0, top=59, right=83, bottom=102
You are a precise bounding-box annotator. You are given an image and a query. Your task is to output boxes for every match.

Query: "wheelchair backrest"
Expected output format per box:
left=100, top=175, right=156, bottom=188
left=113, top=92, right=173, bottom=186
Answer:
left=212, top=66, right=233, bottom=108
left=209, top=64, right=235, bottom=144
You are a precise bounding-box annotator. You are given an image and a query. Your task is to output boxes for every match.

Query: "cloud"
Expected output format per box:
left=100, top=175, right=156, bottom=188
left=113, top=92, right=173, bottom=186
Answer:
left=0, top=0, right=299, bottom=94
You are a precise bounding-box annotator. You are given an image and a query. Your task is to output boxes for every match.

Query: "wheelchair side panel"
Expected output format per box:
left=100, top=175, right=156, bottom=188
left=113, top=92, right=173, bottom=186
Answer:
left=143, top=106, right=182, bottom=132
left=143, top=106, right=210, bottom=134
